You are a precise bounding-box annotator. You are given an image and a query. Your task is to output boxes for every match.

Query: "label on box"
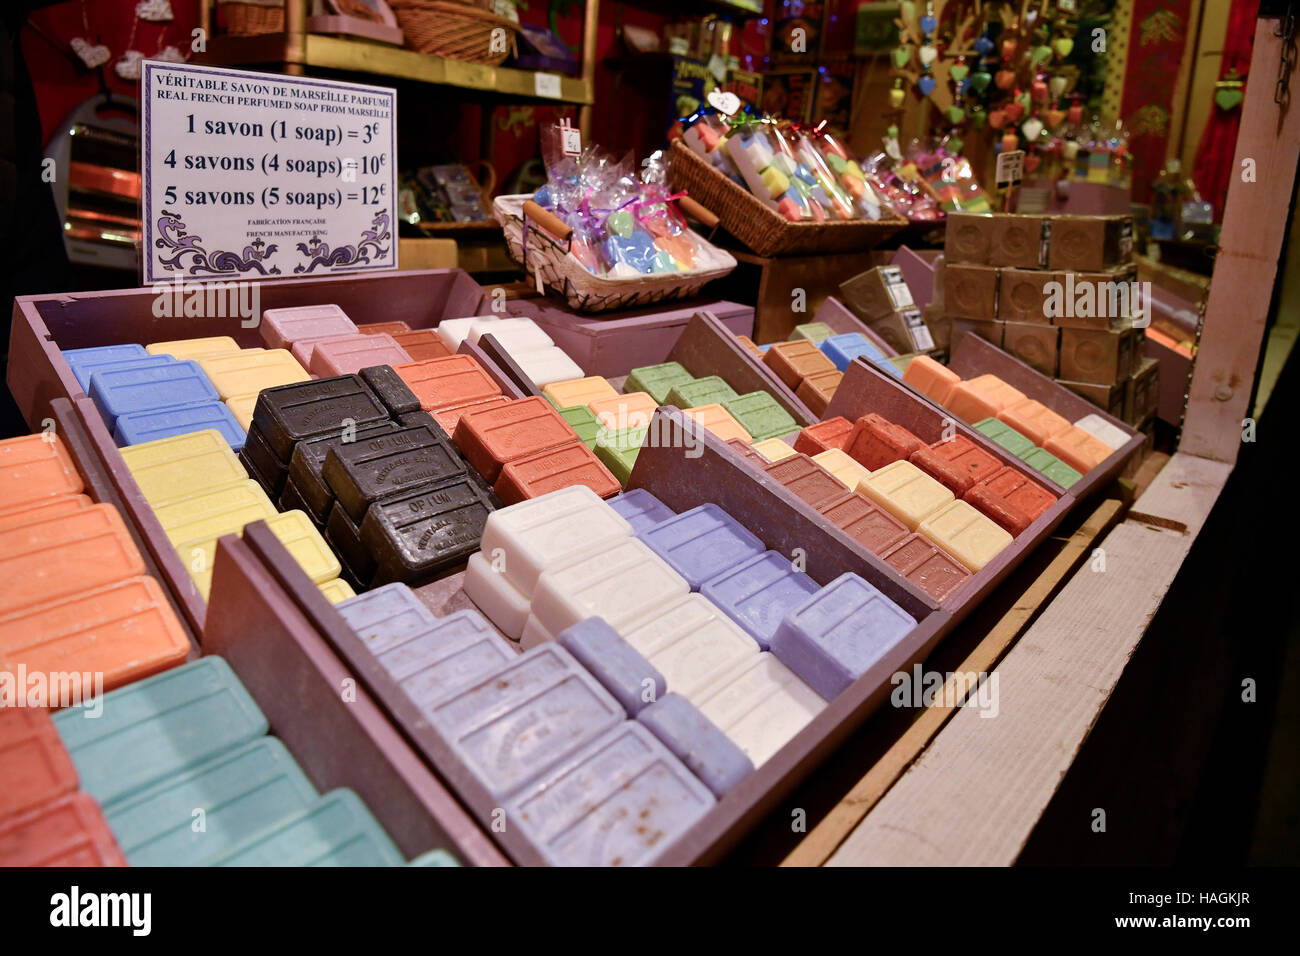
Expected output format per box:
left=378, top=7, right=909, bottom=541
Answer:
left=1119, top=219, right=1134, bottom=260
left=140, top=62, right=397, bottom=284
left=901, top=309, right=934, bottom=352
left=1039, top=220, right=1052, bottom=268
left=881, top=266, right=915, bottom=310
left=534, top=72, right=562, bottom=98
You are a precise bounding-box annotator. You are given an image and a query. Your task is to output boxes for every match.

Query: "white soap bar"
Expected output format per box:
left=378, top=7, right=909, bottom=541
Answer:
left=510, top=347, right=586, bottom=387
left=478, top=486, right=633, bottom=596
left=469, top=317, right=553, bottom=351
left=463, top=551, right=531, bottom=641
left=622, top=594, right=761, bottom=703
left=694, top=652, right=826, bottom=767
left=518, top=613, right=554, bottom=650
left=1073, top=413, right=1131, bottom=451
left=437, top=315, right=499, bottom=351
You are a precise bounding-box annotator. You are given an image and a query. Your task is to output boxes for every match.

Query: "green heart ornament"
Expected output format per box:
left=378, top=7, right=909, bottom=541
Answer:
left=1215, top=86, right=1245, bottom=110
left=887, top=124, right=899, bottom=139
left=947, top=105, right=966, bottom=123
left=892, top=47, right=911, bottom=68
left=1053, top=37, right=1074, bottom=58
left=971, top=111, right=987, bottom=129
left=1031, top=45, right=1052, bottom=66
left=947, top=136, right=964, bottom=153
left=949, top=64, right=969, bottom=82
left=970, top=71, right=992, bottom=93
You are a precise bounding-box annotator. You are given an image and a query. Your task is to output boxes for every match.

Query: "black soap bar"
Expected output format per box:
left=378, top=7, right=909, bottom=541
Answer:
left=288, top=421, right=402, bottom=524
left=252, top=375, right=390, bottom=461
left=241, top=422, right=290, bottom=497
left=359, top=475, right=494, bottom=582
left=321, top=425, right=466, bottom=523
left=278, top=476, right=322, bottom=528
left=360, top=365, right=422, bottom=416
left=397, top=409, right=501, bottom=505
left=325, top=501, right=378, bottom=583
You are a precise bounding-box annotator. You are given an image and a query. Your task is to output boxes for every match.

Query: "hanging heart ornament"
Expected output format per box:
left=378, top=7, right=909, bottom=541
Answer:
left=1215, top=87, right=1245, bottom=110
left=995, top=69, right=1016, bottom=90
left=974, top=35, right=995, bottom=57
left=892, top=47, right=911, bottom=68
left=919, top=45, right=938, bottom=67
left=70, top=37, right=111, bottom=69
left=135, top=0, right=174, bottom=21
left=1044, top=108, right=1066, bottom=128
left=918, top=76, right=937, bottom=97
left=115, top=50, right=144, bottom=81
left=949, top=64, right=969, bottom=81
left=1031, top=45, right=1053, bottom=66
left=920, top=15, right=938, bottom=34
left=1053, top=37, right=1074, bottom=58
left=970, top=71, right=992, bottom=93
left=1021, top=117, right=1044, bottom=141
left=947, top=106, right=966, bottom=123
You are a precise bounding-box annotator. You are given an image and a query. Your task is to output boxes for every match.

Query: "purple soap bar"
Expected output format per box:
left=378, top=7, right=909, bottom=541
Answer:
left=638, top=503, right=766, bottom=590
left=556, top=617, right=666, bottom=716
left=608, top=489, right=676, bottom=534
left=700, top=551, right=821, bottom=650
left=336, top=582, right=438, bottom=651
left=424, top=644, right=623, bottom=798
left=505, top=722, right=714, bottom=866
left=769, top=572, right=916, bottom=699
left=260, top=303, right=357, bottom=349
left=636, top=692, right=754, bottom=797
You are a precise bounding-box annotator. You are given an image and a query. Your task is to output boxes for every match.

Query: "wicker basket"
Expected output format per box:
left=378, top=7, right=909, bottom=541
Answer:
left=219, top=0, right=285, bottom=37
left=668, top=139, right=908, bottom=258
left=493, top=194, right=737, bottom=314
left=388, top=0, right=519, bottom=64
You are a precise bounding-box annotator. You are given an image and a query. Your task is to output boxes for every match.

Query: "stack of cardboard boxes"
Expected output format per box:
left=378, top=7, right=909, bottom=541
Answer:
left=837, top=265, right=940, bottom=358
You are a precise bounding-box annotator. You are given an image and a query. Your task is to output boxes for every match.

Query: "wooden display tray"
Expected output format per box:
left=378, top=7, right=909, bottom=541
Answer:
left=812, top=296, right=900, bottom=357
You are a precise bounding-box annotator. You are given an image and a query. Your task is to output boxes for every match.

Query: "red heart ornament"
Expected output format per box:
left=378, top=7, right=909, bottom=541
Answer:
left=988, top=109, right=1008, bottom=129
left=1024, top=153, right=1041, bottom=173
left=1004, top=101, right=1025, bottom=122
left=996, top=69, right=1016, bottom=90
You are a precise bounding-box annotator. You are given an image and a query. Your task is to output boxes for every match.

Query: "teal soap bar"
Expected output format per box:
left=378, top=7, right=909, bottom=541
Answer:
left=409, top=848, right=461, bottom=866
left=1018, top=446, right=1083, bottom=488
left=972, top=417, right=1035, bottom=458
left=559, top=405, right=601, bottom=449
left=625, top=362, right=695, bottom=405
left=106, top=737, right=316, bottom=866
left=722, top=391, right=799, bottom=442
left=594, top=426, right=647, bottom=485
left=790, top=322, right=832, bottom=343
left=53, top=657, right=267, bottom=807
left=210, top=790, right=404, bottom=867
left=666, top=375, right=737, bottom=410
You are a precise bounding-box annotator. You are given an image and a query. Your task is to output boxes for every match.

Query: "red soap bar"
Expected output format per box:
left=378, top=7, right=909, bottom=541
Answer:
left=396, top=355, right=502, bottom=411
left=0, top=792, right=126, bottom=867
left=309, top=333, right=411, bottom=377
left=453, top=396, right=576, bottom=482
left=0, top=435, right=84, bottom=509
left=432, top=396, right=509, bottom=433
left=0, top=494, right=93, bottom=531
left=725, top=437, right=768, bottom=466
left=763, top=453, right=846, bottom=511
left=910, top=445, right=978, bottom=496
left=846, top=413, right=924, bottom=470
left=793, top=417, right=852, bottom=456
left=966, top=465, right=1057, bottom=535
left=925, top=434, right=1003, bottom=486
left=0, top=708, right=79, bottom=820
left=493, top=441, right=620, bottom=505
left=358, top=321, right=411, bottom=335
left=392, top=330, right=453, bottom=362
left=880, top=533, right=972, bottom=603
left=817, top=491, right=909, bottom=554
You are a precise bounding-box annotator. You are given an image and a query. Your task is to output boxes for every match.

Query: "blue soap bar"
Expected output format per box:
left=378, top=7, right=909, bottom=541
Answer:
left=819, top=333, right=886, bottom=373
left=53, top=658, right=267, bottom=807
left=700, top=551, right=821, bottom=650
left=770, top=572, right=916, bottom=699
left=210, top=790, right=404, bottom=867
left=409, top=848, right=461, bottom=866
left=63, top=344, right=148, bottom=387
left=873, top=355, right=904, bottom=379
left=557, top=617, right=666, bottom=716
left=425, top=644, right=623, bottom=798
left=639, top=503, right=766, bottom=590
left=758, top=343, right=772, bottom=353
left=105, top=737, right=316, bottom=866
left=636, top=693, right=754, bottom=797
left=608, top=488, right=675, bottom=533
left=506, top=722, right=714, bottom=866
left=113, top=399, right=248, bottom=451
left=337, top=583, right=439, bottom=653
left=72, top=355, right=175, bottom=394
left=88, top=360, right=221, bottom=425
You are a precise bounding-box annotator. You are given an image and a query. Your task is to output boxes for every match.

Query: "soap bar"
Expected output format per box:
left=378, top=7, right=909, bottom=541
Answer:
left=736, top=335, right=763, bottom=358
left=726, top=437, right=769, bottom=466
left=997, top=399, right=1072, bottom=446
left=290, top=334, right=353, bottom=368
left=972, top=416, right=1036, bottom=458
left=0, top=708, right=78, bottom=820
left=152, top=479, right=275, bottom=541
left=146, top=336, right=241, bottom=361
left=594, top=426, right=647, bottom=485
left=0, top=576, right=189, bottom=696
left=310, top=333, right=411, bottom=378
left=226, top=394, right=257, bottom=430
left=63, top=343, right=147, bottom=387
left=1073, top=412, right=1130, bottom=450
left=436, top=316, right=497, bottom=350
left=817, top=491, right=910, bottom=554
left=1044, top=425, right=1111, bottom=474
left=468, top=317, right=553, bottom=350
left=318, top=578, right=356, bottom=603
left=1017, top=446, right=1083, bottom=489
left=700, top=551, right=822, bottom=650
left=181, top=508, right=340, bottom=599
left=764, top=340, right=836, bottom=389
left=322, top=425, right=466, bottom=523
left=433, top=397, right=511, bottom=433
left=793, top=417, right=853, bottom=457
left=286, top=421, right=401, bottom=523
left=396, top=355, right=503, bottom=411
left=684, top=404, right=752, bottom=443
left=210, top=789, right=403, bottom=867
left=76, top=355, right=176, bottom=394
left=588, top=391, right=658, bottom=430
left=200, top=349, right=310, bottom=399
left=722, top=391, right=799, bottom=442
left=360, top=364, right=423, bottom=416
left=358, top=321, right=411, bottom=336
left=945, top=374, right=1027, bottom=423
left=666, top=375, right=737, bottom=410
left=608, top=489, right=675, bottom=533
left=493, top=441, right=620, bottom=505
left=541, top=376, right=619, bottom=409
left=253, top=376, right=390, bottom=461
left=791, top=322, right=832, bottom=343
left=818, top=333, right=886, bottom=374
left=120, top=429, right=246, bottom=499
left=105, top=738, right=317, bottom=866
left=0, top=435, right=84, bottom=507
left=912, top=434, right=1003, bottom=497
left=753, top=438, right=798, bottom=462
left=359, top=476, right=494, bottom=581
left=241, top=422, right=290, bottom=496
left=902, top=354, right=962, bottom=404
left=0, top=509, right=145, bottom=615
left=966, top=465, right=1056, bottom=535
left=639, top=503, right=765, bottom=590
left=846, top=413, right=924, bottom=470
left=880, top=532, right=971, bottom=602
left=391, top=330, right=453, bottom=362
left=0, top=792, right=126, bottom=867
left=88, top=360, right=221, bottom=424
left=636, top=692, right=754, bottom=797
left=693, top=652, right=825, bottom=767
left=453, top=396, right=575, bottom=483
left=764, top=453, right=846, bottom=511
left=0, top=493, right=91, bottom=530
left=812, top=448, right=871, bottom=490
left=52, top=657, right=265, bottom=806
left=324, top=500, right=377, bottom=584
left=423, top=643, right=624, bottom=798
left=917, top=499, right=1013, bottom=571
left=626, top=362, right=695, bottom=405
left=622, top=594, right=760, bottom=701
left=859, top=459, right=954, bottom=530
left=771, top=572, right=915, bottom=699
left=336, top=581, right=437, bottom=651
left=113, top=400, right=247, bottom=452
left=557, top=405, right=601, bottom=449
left=407, top=848, right=460, bottom=866
left=510, top=346, right=585, bottom=387
left=260, top=303, right=356, bottom=349
left=795, top=370, right=842, bottom=417
left=505, top=722, right=714, bottom=866
left=557, top=617, right=667, bottom=716
left=463, top=550, right=532, bottom=639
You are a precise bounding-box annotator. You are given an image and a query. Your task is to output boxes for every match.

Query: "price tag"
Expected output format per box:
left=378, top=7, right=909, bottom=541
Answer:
left=996, top=149, right=1025, bottom=187
left=140, top=62, right=397, bottom=284
left=560, top=124, right=582, bottom=157
left=534, top=72, right=562, bottom=98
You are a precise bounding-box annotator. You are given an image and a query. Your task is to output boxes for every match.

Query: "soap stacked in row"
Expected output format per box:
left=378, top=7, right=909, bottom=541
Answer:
left=761, top=339, right=847, bottom=418
left=437, top=314, right=585, bottom=386
left=747, top=320, right=905, bottom=395
left=260, top=304, right=414, bottom=378
left=0, top=434, right=192, bottom=690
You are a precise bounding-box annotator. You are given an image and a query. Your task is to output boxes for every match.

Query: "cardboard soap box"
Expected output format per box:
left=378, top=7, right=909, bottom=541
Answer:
left=1048, top=215, right=1135, bottom=272
left=1002, top=321, right=1060, bottom=377
left=1059, top=325, right=1141, bottom=386
left=998, top=267, right=1064, bottom=323
left=1057, top=376, right=1127, bottom=419
left=839, top=265, right=916, bottom=322
left=990, top=214, right=1051, bottom=269
left=942, top=263, right=1000, bottom=321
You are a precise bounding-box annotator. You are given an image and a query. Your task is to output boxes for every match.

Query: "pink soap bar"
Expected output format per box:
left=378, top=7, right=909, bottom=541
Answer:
left=308, top=334, right=412, bottom=377
left=260, top=304, right=357, bottom=349
left=291, top=334, right=360, bottom=368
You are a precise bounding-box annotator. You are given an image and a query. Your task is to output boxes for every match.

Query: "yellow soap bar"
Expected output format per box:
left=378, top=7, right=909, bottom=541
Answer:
left=153, top=479, right=277, bottom=544
left=226, top=394, right=258, bottom=430
left=588, top=391, right=659, bottom=430
left=542, top=376, right=619, bottom=409
left=318, top=578, right=357, bottom=604
left=122, top=435, right=248, bottom=504
left=175, top=510, right=340, bottom=600
left=684, top=404, right=752, bottom=443
left=198, top=349, right=309, bottom=399
left=752, top=438, right=798, bottom=462
left=917, top=499, right=1012, bottom=571
left=813, top=448, right=871, bottom=489
left=146, top=336, right=242, bottom=361
left=858, top=459, right=954, bottom=530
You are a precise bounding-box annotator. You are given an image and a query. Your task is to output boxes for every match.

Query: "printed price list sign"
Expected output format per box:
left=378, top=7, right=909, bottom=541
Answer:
left=141, top=62, right=398, bottom=283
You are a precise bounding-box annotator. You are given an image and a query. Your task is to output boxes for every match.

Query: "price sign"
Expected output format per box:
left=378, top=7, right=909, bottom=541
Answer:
left=141, top=62, right=398, bottom=284
left=995, top=149, right=1025, bottom=187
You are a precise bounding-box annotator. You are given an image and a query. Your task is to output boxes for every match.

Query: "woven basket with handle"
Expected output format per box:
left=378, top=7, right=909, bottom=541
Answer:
left=388, top=0, right=519, bottom=64
left=218, top=0, right=285, bottom=37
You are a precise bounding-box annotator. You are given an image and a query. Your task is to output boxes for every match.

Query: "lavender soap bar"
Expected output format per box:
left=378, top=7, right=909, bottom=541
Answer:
left=608, top=488, right=676, bottom=534
left=636, top=693, right=754, bottom=797
left=639, top=503, right=766, bottom=590
left=556, top=617, right=666, bottom=716
left=701, top=551, right=822, bottom=649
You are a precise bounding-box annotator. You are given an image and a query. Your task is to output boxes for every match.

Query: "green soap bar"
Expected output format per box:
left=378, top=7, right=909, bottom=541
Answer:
left=210, top=790, right=404, bottom=867
left=1018, top=446, right=1082, bottom=488
left=722, top=391, right=799, bottom=442
left=790, top=322, right=832, bottom=343
left=666, top=375, right=737, bottom=410
left=595, top=426, right=647, bottom=485
left=106, top=737, right=317, bottom=866
left=559, top=405, right=601, bottom=449
left=973, top=417, right=1036, bottom=458
left=626, top=362, right=696, bottom=405
left=53, top=657, right=267, bottom=808
left=409, top=848, right=462, bottom=866
left=543, top=392, right=562, bottom=408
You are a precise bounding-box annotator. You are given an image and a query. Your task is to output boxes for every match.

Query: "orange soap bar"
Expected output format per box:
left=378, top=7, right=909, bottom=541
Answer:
left=588, top=392, right=659, bottom=430
left=945, top=374, right=1027, bottom=423
left=0, top=494, right=92, bottom=531
left=911, top=435, right=1003, bottom=496
left=392, top=330, right=453, bottom=362
left=493, top=441, right=621, bottom=505
left=0, top=708, right=79, bottom=820
left=794, top=417, right=853, bottom=456
left=0, top=792, right=126, bottom=867
left=0, top=435, right=84, bottom=509
left=432, top=396, right=510, bottom=433
left=737, top=335, right=763, bottom=358
left=763, top=340, right=837, bottom=389
left=845, top=413, right=924, bottom=470
left=395, top=355, right=502, bottom=411
left=0, top=576, right=190, bottom=695
left=358, top=321, right=411, bottom=335
left=0, top=509, right=144, bottom=615
left=725, top=437, right=768, bottom=466
left=997, top=399, right=1072, bottom=446
left=453, top=396, right=575, bottom=482
left=684, top=404, right=752, bottom=443
left=795, top=369, right=843, bottom=417
left=903, top=354, right=962, bottom=405
left=965, top=465, right=1057, bottom=536
left=1044, top=426, right=1111, bottom=474
left=0, top=502, right=128, bottom=557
